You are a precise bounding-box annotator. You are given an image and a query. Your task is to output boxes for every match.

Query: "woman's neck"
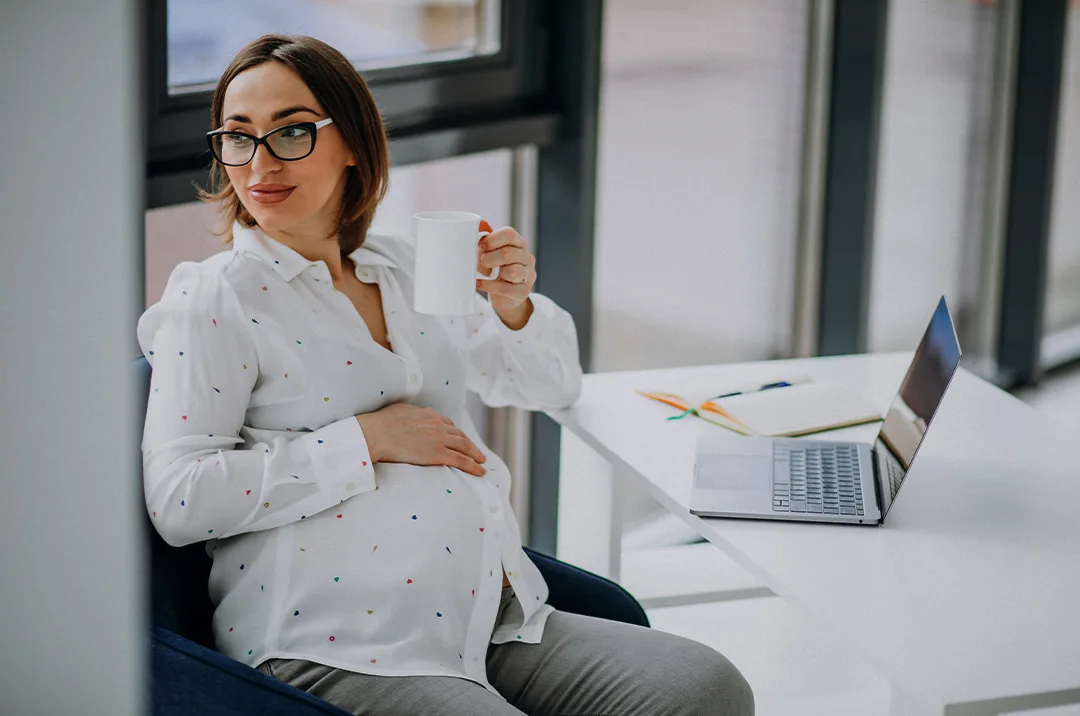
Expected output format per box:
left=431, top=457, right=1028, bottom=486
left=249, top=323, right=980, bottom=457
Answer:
left=261, top=222, right=349, bottom=283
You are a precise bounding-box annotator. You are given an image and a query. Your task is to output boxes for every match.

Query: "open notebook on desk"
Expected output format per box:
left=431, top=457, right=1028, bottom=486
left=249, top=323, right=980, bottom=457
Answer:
left=636, top=375, right=883, bottom=437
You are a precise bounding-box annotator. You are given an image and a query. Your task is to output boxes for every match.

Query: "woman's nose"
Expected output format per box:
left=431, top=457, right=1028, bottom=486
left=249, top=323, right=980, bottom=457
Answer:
left=249, top=142, right=282, bottom=174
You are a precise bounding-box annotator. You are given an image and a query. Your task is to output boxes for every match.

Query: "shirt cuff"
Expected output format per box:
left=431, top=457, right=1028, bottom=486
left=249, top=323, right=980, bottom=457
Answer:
left=304, top=416, right=376, bottom=496
left=492, top=293, right=559, bottom=344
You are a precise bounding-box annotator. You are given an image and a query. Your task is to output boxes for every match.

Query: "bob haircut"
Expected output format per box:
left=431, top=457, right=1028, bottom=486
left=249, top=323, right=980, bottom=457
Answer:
left=198, top=34, right=390, bottom=256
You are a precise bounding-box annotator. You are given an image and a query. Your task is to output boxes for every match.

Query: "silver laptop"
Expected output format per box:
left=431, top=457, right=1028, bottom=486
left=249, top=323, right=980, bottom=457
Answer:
left=690, top=296, right=961, bottom=526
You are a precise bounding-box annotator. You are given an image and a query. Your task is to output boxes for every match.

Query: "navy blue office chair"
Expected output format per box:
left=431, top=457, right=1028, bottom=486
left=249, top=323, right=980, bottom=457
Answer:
left=136, top=356, right=648, bottom=715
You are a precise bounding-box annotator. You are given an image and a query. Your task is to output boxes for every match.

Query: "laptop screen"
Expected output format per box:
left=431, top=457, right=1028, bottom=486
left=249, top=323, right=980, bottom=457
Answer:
left=877, top=296, right=963, bottom=471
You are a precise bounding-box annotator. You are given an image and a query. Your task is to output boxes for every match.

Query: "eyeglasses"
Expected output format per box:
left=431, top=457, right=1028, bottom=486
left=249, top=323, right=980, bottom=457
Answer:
left=206, top=117, right=334, bottom=167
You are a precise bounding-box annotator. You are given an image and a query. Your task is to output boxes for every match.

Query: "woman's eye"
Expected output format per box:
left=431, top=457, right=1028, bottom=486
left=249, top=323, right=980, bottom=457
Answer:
left=225, top=134, right=252, bottom=147
left=279, top=126, right=311, bottom=141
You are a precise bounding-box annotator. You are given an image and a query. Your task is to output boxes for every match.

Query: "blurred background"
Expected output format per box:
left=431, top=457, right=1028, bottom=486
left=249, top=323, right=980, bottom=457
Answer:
left=146, top=0, right=1080, bottom=565
left=5, top=1, right=1079, bottom=714
left=148, top=0, right=1080, bottom=407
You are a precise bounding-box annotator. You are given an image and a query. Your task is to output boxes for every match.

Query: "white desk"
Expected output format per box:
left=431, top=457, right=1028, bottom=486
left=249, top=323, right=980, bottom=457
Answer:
left=545, top=353, right=1080, bottom=716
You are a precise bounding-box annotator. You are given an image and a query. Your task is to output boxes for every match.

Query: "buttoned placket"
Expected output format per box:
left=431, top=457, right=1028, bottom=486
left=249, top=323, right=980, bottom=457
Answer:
left=465, top=510, right=509, bottom=680
left=481, top=484, right=533, bottom=618
left=356, top=264, right=424, bottom=398
left=309, top=254, right=517, bottom=678
left=306, top=260, right=423, bottom=398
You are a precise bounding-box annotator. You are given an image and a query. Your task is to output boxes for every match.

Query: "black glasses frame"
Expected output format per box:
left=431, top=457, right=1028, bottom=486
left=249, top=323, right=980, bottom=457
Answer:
left=205, top=117, right=335, bottom=167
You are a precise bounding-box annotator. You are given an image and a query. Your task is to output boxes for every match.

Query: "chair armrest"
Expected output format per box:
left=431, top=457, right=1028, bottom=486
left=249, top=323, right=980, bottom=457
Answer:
left=524, top=547, right=650, bottom=628
left=150, top=626, right=353, bottom=716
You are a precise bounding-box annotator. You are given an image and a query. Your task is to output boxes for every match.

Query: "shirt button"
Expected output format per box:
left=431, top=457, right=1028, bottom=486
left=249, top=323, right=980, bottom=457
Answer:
left=345, top=482, right=356, bottom=491
left=411, top=374, right=419, bottom=385
left=488, top=504, right=499, bottom=514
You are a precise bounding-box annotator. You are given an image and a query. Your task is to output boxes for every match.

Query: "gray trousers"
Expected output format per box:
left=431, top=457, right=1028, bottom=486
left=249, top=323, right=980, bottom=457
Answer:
left=257, top=587, right=754, bottom=715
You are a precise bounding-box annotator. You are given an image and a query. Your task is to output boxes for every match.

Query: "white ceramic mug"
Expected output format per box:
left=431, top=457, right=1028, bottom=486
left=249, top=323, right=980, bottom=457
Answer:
left=413, top=211, right=500, bottom=315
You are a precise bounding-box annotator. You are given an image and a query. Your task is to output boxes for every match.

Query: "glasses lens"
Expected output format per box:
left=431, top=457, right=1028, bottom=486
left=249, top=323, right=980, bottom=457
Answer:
left=213, top=133, right=255, bottom=166
left=267, top=124, right=315, bottom=160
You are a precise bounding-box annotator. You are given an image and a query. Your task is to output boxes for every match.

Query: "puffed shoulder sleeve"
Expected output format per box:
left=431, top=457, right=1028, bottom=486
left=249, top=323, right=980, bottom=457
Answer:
left=138, top=265, right=375, bottom=547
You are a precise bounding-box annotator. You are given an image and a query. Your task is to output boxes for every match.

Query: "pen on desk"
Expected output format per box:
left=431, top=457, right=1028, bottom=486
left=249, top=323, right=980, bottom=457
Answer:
left=712, top=381, right=793, bottom=400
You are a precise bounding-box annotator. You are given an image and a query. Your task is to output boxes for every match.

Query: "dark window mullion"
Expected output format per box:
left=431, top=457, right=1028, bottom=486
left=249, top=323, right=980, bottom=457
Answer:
left=816, top=0, right=889, bottom=356
left=996, top=0, right=1069, bottom=387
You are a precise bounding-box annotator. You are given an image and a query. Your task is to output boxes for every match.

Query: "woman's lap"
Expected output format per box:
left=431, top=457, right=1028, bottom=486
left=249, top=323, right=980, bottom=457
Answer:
left=259, top=609, right=754, bottom=716
left=257, top=658, right=525, bottom=716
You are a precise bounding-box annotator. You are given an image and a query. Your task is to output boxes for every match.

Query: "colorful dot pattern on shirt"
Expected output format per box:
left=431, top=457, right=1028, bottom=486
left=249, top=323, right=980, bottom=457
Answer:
left=139, top=229, right=575, bottom=680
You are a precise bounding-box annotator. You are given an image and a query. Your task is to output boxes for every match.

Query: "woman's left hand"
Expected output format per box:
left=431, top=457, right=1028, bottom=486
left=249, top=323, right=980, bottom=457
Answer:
left=476, top=222, right=536, bottom=324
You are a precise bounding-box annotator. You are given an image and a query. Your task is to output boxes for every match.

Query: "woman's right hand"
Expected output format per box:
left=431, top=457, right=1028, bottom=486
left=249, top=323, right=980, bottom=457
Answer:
left=355, top=404, right=488, bottom=477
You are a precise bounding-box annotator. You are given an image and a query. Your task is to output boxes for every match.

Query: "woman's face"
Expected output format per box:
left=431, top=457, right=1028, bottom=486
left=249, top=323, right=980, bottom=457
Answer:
left=220, top=61, right=355, bottom=237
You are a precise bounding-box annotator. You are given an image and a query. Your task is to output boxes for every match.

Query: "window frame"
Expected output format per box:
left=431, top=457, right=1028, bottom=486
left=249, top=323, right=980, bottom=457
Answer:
left=145, top=0, right=559, bottom=208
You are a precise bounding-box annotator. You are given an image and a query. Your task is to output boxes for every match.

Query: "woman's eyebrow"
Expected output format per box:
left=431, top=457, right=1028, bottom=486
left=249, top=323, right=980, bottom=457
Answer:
left=224, top=105, right=322, bottom=124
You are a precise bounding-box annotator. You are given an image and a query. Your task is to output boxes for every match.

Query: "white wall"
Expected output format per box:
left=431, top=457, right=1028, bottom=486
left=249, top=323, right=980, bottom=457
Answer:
left=0, top=2, right=146, bottom=714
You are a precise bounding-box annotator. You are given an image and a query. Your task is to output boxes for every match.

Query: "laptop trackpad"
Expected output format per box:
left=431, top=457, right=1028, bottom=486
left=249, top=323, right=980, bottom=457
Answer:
left=694, top=454, right=771, bottom=490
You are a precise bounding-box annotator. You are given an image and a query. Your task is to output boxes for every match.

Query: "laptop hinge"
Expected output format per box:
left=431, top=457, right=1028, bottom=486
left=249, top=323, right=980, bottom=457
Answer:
left=870, top=447, right=886, bottom=524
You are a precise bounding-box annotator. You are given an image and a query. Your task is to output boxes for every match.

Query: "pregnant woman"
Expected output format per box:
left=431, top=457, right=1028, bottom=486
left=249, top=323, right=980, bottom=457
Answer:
left=138, top=33, right=753, bottom=716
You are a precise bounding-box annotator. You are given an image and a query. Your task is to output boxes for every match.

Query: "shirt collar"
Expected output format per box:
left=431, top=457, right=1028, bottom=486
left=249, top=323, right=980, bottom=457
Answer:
left=232, top=222, right=398, bottom=281
left=347, top=238, right=399, bottom=270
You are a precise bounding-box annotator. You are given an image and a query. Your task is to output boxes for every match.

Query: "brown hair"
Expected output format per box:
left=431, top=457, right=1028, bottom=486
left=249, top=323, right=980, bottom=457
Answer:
left=197, top=34, right=390, bottom=256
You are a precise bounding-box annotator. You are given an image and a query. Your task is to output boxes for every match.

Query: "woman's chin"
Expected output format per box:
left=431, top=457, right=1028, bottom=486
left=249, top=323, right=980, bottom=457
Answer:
left=248, top=209, right=294, bottom=232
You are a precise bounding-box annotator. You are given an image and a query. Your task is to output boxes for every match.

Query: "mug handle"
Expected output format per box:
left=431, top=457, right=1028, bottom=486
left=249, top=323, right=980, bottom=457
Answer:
left=476, top=220, right=501, bottom=281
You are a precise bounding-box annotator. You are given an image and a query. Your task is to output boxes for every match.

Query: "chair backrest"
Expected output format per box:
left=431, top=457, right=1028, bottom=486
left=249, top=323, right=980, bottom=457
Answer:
left=136, top=357, right=216, bottom=648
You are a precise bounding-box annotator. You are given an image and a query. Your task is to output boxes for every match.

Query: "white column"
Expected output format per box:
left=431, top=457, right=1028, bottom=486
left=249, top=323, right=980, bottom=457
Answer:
left=0, top=1, right=145, bottom=714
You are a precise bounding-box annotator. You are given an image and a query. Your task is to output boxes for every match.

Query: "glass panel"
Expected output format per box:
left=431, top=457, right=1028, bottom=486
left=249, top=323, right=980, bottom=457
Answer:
left=145, top=202, right=226, bottom=308
left=1044, top=2, right=1080, bottom=340
left=868, top=0, right=1000, bottom=354
left=372, top=149, right=511, bottom=240
left=167, top=0, right=500, bottom=94
left=592, top=0, right=807, bottom=371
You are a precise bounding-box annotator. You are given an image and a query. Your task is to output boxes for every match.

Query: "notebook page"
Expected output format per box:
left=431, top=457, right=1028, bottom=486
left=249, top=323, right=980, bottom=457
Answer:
left=715, top=382, right=882, bottom=437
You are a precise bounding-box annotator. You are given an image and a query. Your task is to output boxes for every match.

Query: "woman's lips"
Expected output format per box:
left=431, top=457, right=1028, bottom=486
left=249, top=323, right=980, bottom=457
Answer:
left=248, top=186, right=295, bottom=204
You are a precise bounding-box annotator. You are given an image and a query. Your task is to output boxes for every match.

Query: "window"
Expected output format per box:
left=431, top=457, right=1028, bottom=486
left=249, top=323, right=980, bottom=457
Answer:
left=592, top=0, right=808, bottom=369
left=146, top=0, right=549, bottom=209
left=868, top=0, right=1001, bottom=353
left=1044, top=0, right=1080, bottom=359
left=167, top=0, right=501, bottom=95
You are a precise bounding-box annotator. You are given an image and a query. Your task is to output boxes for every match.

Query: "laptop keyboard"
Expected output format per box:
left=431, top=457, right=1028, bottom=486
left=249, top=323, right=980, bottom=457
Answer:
left=773, top=444, right=864, bottom=516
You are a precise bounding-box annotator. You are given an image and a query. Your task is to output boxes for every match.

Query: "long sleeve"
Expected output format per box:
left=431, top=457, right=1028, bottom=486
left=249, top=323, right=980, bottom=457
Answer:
left=138, top=264, right=376, bottom=547
left=464, top=292, right=583, bottom=410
